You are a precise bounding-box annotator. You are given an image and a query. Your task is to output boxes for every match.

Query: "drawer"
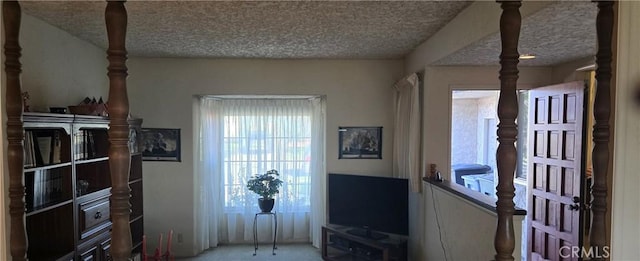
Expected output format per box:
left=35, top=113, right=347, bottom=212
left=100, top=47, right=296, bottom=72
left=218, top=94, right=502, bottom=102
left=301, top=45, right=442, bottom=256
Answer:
left=78, top=244, right=98, bottom=261
left=79, top=195, right=111, bottom=240
left=100, top=237, right=112, bottom=261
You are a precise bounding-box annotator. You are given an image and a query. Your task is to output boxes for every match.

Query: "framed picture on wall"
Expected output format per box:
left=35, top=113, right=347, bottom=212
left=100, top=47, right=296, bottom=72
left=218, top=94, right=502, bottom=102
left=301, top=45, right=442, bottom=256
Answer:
left=338, top=126, right=382, bottom=159
left=141, top=128, right=181, bottom=162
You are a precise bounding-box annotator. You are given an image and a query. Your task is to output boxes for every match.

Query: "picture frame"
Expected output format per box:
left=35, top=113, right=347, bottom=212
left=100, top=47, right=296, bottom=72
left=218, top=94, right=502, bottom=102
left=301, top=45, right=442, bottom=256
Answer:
left=338, top=126, right=382, bottom=159
left=141, top=128, right=181, bottom=162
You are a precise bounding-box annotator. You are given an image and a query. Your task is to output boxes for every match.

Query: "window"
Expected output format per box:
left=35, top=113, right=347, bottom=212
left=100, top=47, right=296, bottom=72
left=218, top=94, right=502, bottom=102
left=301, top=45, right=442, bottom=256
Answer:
left=515, top=91, right=529, bottom=180
left=450, top=89, right=529, bottom=209
left=199, top=97, right=318, bottom=215
left=196, top=95, right=325, bottom=245
left=222, top=114, right=311, bottom=212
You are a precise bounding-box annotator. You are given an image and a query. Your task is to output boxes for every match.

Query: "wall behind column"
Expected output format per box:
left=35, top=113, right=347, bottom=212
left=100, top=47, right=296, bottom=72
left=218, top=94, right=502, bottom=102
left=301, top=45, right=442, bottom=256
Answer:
left=19, top=13, right=108, bottom=112
left=126, top=58, right=403, bottom=256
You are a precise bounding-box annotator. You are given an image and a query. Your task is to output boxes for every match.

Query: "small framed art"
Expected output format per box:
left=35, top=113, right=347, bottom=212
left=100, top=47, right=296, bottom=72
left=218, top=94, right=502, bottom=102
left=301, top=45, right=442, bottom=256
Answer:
left=141, top=128, right=181, bottom=162
left=338, top=126, right=382, bottom=159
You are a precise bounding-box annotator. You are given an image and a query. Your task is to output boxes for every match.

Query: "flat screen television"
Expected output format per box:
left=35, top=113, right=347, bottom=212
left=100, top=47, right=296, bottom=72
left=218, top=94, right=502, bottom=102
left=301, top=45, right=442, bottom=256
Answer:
left=328, top=173, right=409, bottom=240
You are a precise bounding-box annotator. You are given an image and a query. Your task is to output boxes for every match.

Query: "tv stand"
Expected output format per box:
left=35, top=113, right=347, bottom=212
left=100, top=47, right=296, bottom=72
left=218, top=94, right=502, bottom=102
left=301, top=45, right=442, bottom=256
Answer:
left=322, top=225, right=407, bottom=261
left=347, top=228, right=389, bottom=240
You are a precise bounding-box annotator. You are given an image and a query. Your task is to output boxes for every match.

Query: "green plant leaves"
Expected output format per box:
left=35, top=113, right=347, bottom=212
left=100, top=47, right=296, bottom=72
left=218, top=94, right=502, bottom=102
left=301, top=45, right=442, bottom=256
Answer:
left=246, top=169, right=283, bottom=199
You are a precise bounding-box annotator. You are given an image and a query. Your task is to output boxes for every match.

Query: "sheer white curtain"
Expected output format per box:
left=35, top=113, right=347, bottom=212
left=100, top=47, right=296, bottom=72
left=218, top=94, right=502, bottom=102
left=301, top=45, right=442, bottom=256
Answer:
left=195, top=96, right=326, bottom=251
left=393, top=73, right=422, bottom=192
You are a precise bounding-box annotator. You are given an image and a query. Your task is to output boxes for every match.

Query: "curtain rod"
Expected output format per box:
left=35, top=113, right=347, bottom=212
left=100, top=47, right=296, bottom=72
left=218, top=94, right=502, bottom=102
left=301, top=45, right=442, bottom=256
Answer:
left=198, top=95, right=322, bottom=100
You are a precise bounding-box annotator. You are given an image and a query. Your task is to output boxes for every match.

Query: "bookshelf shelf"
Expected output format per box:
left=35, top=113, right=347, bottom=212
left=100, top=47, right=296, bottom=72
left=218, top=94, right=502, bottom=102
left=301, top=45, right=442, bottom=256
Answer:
left=76, top=188, right=111, bottom=203
left=129, top=178, right=143, bottom=184
left=24, top=162, right=72, bottom=172
left=130, top=215, right=143, bottom=223
left=75, top=156, right=110, bottom=165
left=26, top=199, right=73, bottom=217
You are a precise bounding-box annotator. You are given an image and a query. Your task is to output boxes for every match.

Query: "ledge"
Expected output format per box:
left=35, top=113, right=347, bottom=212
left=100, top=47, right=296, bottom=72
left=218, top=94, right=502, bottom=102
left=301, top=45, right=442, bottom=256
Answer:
left=423, top=178, right=527, bottom=216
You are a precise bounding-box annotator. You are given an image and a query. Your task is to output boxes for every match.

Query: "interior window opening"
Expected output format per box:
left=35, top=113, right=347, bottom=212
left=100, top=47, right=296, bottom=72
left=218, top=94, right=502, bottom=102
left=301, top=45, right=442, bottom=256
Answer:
left=450, top=89, right=529, bottom=210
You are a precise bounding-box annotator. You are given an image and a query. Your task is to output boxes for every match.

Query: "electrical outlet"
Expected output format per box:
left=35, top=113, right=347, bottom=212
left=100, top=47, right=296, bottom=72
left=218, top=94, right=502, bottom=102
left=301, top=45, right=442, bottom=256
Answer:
left=177, top=233, right=183, bottom=244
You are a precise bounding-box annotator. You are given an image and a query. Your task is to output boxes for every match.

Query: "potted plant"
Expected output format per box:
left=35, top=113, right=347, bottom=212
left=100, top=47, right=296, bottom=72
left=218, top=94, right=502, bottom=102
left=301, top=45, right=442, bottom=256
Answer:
left=246, top=169, right=283, bottom=212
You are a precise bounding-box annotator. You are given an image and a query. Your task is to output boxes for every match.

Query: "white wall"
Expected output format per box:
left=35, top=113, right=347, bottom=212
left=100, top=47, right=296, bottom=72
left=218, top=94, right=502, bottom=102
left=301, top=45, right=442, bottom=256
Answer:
left=20, top=13, right=108, bottom=112
left=451, top=98, right=479, bottom=165
left=126, top=58, right=403, bottom=256
left=550, top=57, right=594, bottom=84
left=610, top=1, right=640, bottom=259
left=423, top=183, right=524, bottom=261
left=477, top=94, right=499, bottom=173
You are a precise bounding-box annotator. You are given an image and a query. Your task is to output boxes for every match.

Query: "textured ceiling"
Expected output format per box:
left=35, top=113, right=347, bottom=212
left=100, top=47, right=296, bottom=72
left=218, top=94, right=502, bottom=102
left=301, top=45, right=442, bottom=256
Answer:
left=434, top=1, right=597, bottom=66
left=19, top=1, right=597, bottom=66
left=20, top=1, right=472, bottom=59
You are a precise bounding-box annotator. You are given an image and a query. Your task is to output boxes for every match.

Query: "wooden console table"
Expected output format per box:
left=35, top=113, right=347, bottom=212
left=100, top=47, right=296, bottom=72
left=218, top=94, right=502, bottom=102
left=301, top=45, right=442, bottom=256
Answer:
left=321, top=225, right=407, bottom=261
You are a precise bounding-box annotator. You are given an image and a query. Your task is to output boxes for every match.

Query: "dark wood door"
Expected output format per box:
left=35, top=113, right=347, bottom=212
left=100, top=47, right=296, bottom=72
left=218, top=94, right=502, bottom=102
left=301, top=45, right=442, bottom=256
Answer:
left=527, top=81, right=585, bottom=261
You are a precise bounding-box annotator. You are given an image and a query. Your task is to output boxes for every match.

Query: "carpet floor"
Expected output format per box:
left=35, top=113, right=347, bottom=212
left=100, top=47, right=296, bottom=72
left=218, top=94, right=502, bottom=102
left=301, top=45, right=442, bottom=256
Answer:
left=177, top=243, right=323, bottom=261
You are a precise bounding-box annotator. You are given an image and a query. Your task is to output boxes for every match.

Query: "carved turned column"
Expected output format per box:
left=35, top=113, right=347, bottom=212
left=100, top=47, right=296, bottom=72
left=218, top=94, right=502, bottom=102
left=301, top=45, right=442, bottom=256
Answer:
left=105, top=1, right=132, bottom=260
left=590, top=1, right=614, bottom=259
left=3, top=2, right=27, bottom=260
left=495, top=1, right=521, bottom=261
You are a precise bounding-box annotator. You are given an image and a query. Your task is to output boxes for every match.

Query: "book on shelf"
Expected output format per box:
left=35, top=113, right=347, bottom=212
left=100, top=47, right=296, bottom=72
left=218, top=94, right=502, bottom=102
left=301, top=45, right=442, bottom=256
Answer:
left=75, top=130, right=100, bottom=160
left=87, top=131, right=95, bottom=158
left=24, top=131, right=37, bottom=168
left=32, top=170, right=46, bottom=208
left=24, top=132, right=32, bottom=167
left=129, top=128, right=139, bottom=154
left=24, top=131, right=45, bottom=168
left=36, top=134, right=52, bottom=165
left=51, top=131, right=62, bottom=164
left=31, top=133, right=44, bottom=166
left=74, top=130, right=84, bottom=160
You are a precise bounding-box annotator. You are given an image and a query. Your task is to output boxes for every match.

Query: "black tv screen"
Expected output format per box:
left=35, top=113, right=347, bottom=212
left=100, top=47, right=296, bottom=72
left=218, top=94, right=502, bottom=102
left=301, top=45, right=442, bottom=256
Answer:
left=328, top=173, right=409, bottom=238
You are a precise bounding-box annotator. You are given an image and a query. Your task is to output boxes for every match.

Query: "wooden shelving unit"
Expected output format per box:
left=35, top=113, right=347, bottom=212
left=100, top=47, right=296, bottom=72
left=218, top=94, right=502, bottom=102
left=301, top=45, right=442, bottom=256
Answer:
left=129, top=118, right=145, bottom=254
left=22, top=113, right=144, bottom=260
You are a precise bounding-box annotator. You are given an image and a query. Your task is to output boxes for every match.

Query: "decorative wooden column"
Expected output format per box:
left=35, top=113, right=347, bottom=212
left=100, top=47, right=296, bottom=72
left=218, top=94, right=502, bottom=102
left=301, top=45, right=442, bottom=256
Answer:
left=3, top=2, right=27, bottom=260
left=590, top=1, right=614, bottom=259
left=495, top=1, right=521, bottom=261
left=105, top=1, right=132, bottom=260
